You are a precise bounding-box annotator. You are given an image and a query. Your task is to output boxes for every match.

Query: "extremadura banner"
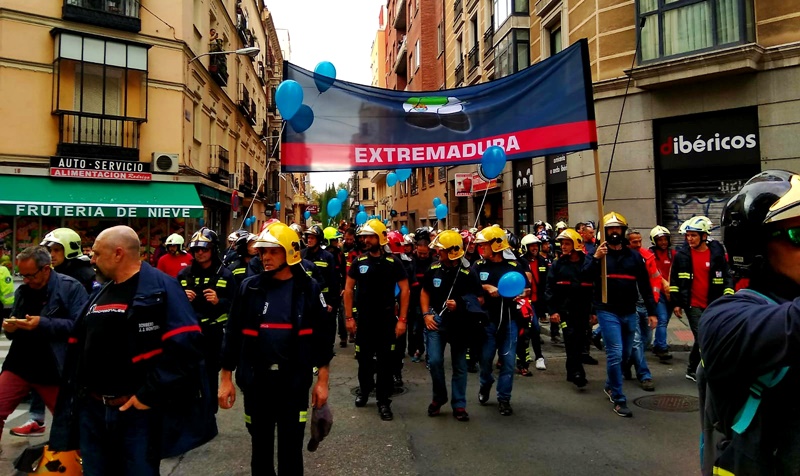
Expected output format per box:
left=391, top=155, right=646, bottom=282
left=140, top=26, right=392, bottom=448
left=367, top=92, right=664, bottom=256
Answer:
left=281, top=39, right=596, bottom=172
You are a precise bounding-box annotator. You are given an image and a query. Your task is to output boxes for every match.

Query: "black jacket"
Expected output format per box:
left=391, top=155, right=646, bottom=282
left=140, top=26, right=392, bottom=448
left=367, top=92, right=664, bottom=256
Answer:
left=54, top=258, right=96, bottom=294
left=545, top=253, right=593, bottom=318
left=669, top=240, right=733, bottom=310
left=584, top=247, right=656, bottom=316
left=699, top=271, right=800, bottom=475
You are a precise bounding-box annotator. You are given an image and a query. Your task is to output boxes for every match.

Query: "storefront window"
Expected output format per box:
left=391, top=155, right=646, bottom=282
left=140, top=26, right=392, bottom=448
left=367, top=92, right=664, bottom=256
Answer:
left=16, top=218, right=42, bottom=252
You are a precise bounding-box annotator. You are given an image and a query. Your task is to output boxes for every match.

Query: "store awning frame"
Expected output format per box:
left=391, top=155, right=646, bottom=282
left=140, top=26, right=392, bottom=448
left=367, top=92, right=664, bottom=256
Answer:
left=0, top=176, right=204, bottom=219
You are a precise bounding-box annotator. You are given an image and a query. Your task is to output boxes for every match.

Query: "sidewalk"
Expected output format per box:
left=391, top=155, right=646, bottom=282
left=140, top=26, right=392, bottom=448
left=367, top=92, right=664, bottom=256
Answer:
left=539, top=313, right=695, bottom=351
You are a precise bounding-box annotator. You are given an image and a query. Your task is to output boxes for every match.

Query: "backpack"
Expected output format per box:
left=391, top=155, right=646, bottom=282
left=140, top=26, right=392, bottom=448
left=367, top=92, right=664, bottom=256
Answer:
left=699, top=289, right=790, bottom=476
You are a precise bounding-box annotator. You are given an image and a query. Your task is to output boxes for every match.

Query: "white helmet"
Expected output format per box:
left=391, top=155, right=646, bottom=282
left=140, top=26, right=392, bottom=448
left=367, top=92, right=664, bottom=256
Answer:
left=649, top=226, right=670, bottom=245
left=684, top=216, right=712, bottom=234
left=227, top=231, right=238, bottom=242
left=165, top=233, right=185, bottom=246
left=520, top=234, right=541, bottom=254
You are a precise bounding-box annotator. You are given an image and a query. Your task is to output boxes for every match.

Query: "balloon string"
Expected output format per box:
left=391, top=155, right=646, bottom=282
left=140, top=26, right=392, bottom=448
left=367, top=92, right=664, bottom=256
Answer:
left=473, top=185, right=490, bottom=230
left=236, top=120, right=287, bottom=231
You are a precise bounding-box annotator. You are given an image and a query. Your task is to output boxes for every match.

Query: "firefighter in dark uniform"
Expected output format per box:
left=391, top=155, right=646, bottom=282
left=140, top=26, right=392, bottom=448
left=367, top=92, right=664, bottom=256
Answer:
left=227, top=230, right=258, bottom=287
left=342, top=228, right=361, bottom=345
left=40, top=228, right=97, bottom=293
left=220, top=222, right=332, bottom=476
left=387, top=230, right=416, bottom=387
left=177, top=227, right=236, bottom=409
left=699, top=170, right=800, bottom=475
left=323, top=227, right=348, bottom=348
left=515, top=234, right=546, bottom=375
left=302, top=226, right=338, bottom=347
left=344, top=219, right=410, bottom=421
left=545, top=228, right=594, bottom=388
left=409, top=230, right=433, bottom=363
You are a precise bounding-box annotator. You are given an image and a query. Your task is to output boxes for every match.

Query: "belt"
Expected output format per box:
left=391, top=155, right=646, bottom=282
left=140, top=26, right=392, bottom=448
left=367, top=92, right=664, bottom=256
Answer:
left=88, top=392, right=133, bottom=407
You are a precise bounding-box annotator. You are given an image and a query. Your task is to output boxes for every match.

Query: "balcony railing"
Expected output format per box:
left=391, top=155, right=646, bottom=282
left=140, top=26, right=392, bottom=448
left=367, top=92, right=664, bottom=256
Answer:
left=239, top=85, right=251, bottom=118
left=467, top=0, right=479, bottom=12
left=248, top=99, right=257, bottom=126
left=238, top=162, right=253, bottom=193
left=209, top=145, right=230, bottom=184
left=209, top=41, right=229, bottom=87
left=57, top=112, right=140, bottom=161
left=258, top=61, right=267, bottom=85
left=484, top=25, right=495, bottom=57
left=453, top=0, right=463, bottom=24
left=455, top=61, right=464, bottom=85
left=394, top=37, right=408, bottom=74
left=394, top=0, right=407, bottom=30
left=468, top=44, right=480, bottom=71
left=62, top=0, right=141, bottom=32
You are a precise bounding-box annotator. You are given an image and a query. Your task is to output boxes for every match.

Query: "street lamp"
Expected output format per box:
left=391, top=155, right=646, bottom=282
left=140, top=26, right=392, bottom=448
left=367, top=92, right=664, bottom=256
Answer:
left=187, top=46, right=260, bottom=64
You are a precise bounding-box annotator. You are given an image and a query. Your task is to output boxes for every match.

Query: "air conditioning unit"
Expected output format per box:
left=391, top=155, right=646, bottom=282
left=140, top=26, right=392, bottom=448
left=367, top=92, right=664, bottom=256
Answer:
left=151, top=153, right=179, bottom=174
left=229, top=174, right=239, bottom=190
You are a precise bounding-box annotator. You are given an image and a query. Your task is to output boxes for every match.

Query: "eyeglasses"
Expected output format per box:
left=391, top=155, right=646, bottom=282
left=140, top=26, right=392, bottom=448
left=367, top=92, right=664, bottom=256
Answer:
left=20, top=267, right=45, bottom=280
left=444, top=245, right=461, bottom=253
left=770, top=227, right=800, bottom=246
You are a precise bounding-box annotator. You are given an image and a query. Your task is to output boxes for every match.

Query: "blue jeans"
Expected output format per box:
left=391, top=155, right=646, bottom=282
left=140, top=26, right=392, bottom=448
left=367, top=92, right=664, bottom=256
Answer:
left=425, top=328, right=468, bottom=409
left=79, top=399, right=160, bottom=476
left=597, top=310, right=637, bottom=404
left=633, top=306, right=653, bottom=381
left=479, top=320, right=518, bottom=402
left=653, top=292, right=671, bottom=352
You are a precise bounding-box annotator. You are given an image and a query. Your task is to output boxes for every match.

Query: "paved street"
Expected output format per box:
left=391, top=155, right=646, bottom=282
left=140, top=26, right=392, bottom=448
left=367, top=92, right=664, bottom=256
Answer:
left=0, top=332, right=700, bottom=475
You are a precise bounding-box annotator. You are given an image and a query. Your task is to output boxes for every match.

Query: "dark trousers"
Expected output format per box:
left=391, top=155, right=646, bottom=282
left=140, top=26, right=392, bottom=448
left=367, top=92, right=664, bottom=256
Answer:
left=335, top=300, right=347, bottom=341
left=687, top=306, right=704, bottom=373
left=407, top=305, right=425, bottom=356
left=562, top=311, right=589, bottom=380
left=356, top=323, right=396, bottom=404
left=79, top=398, right=161, bottom=476
left=201, top=323, right=223, bottom=414
left=243, top=373, right=309, bottom=476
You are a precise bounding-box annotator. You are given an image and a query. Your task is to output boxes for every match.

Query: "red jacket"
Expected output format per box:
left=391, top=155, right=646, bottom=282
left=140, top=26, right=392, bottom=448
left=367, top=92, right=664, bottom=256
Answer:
left=638, top=248, right=662, bottom=303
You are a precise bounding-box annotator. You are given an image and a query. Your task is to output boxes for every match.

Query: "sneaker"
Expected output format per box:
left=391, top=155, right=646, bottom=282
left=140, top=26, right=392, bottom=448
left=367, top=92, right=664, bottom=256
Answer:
left=467, top=362, right=478, bottom=373
left=339, top=339, right=348, bottom=348
left=572, top=374, right=588, bottom=388
left=641, top=379, right=655, bottom=392
left=654, top=349, right=673, bottom=361
left=498, top=400, right=513, bottom=416
left=685, top=371, right=697, bottom=382
left=535, top=357, right=547, bottom=370
left=411, top=351, right=421, bottom=363
left=581, top=354, right=599, bottom=365
left=355, top=394, right=368, bottom=407
left=427, top=400, right=446, bottom=417
left=453, top=408, right=470, bottom=422
left=592, top=333, right=604, bottom=351
left=613, top=402, right=633, bottom=418
left=378, top=404, right=393, bottom=421
left=603, top=386, right=614, bottom=403
left=10, top=420, right=46, bottom=437
left=518, top=367, right=533, bottom=377
left=478, top=385, right=491, bottom=405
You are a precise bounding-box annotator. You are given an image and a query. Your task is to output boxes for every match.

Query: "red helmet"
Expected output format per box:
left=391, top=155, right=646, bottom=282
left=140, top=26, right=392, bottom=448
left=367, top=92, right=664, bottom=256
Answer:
left=460, top=229, right=475, bottom=247
left=387, top=230, right=405, bottom=254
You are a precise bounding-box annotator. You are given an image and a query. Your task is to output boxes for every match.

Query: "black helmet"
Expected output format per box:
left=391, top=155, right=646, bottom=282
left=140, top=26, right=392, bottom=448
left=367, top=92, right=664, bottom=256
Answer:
left=414, top=227, right=431, bottom=244
left=189, top=227, right=219, bottom=251
left=232, top=229, right=251, bottom=257
left=304, top=225, right=324, bottom=238
left=722, top=170, right=800, bottom=275
left=505, top=230, right=520, bottom=250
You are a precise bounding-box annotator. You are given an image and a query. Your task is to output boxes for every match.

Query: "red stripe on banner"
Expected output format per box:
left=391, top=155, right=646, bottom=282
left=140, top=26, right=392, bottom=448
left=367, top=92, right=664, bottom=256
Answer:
left=607, top=274, right=636, bottom=280
left=161, top=325, right=201, bottom=341
left=282, top=121, right=597, bottom=171
left=298, top=328, right=313, bottom=336
left=242, top=329, right=259, bottom=336
left=132, top=348, right=163, bottom=363
left=260, top=323, right=293, bottom=329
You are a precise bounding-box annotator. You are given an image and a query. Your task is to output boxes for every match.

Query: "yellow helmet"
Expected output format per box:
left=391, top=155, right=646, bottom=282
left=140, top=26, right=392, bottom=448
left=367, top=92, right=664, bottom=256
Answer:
left=432, top=230, right=465, bottom=261
left=253, top=222, right=302, bottom=266
left=603, top=211, right=628, bottom=228
left=323, top=226, right=342, bottom=241
left=556, top=228, right=584, bottom=251
left=475, top=224, right=509, bottom=253
left=357, top=219, right=389, bottom=246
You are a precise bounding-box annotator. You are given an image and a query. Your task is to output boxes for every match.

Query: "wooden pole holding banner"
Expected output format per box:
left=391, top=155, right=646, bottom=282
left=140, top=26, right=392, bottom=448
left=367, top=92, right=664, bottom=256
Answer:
left=592, top=148, right=607, bottom=303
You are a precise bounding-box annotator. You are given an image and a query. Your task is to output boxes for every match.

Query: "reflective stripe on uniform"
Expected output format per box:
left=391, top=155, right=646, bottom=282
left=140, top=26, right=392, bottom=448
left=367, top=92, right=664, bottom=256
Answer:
left=390, top=344, right=396, bottom=351
left=260, top=323, right=292, bottom=329
left=712, top=466, right=734, bottom=476
left=180, top=280, right=188, bottom=286
left=299, top=328, right=313, bottom=336
left=244, top=414, right=252, bottom=424
left=299, top=411, right=308, bottom=423
left=215, top=314, right=228, bottom=324
left=216, top=279, right=228, bottom=288
left=724, top=288, right=735, bottom=295
left=322, top=287, right=330, bottom=293
left=354, top=345, right=360, bottom=352
left=242, top=329, right=258, bottom=336
left=712, top=278, right=724, bottom=285
left=607, top=274, right=636, bottom=280
left=314, top=261, right=328, bottom=268
left=669, top=286, right=680, bottom=292
left=560, top=322, right=568, bottom=329
left=232, top=268, right=246, bottom=275
left=678, top=272, right=692, bottom=279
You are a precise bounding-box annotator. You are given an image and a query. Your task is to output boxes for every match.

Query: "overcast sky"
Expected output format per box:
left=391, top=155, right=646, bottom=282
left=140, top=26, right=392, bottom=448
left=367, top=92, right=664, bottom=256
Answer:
left=268, top=0, right=385, bottom=191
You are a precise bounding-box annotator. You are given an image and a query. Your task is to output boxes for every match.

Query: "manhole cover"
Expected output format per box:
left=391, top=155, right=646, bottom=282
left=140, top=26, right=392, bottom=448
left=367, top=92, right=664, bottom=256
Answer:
left=633, top=394, right=699, bottom=412
left=350, top=386, right=408, bottom=397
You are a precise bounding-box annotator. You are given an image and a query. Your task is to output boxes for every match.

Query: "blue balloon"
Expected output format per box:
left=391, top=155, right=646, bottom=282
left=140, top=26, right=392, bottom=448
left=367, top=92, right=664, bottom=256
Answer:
left=313, top=61, right=337, bottom=93
left=289, top=104, right=314, bottom=133
left=275, top=201, right=281, bottom=211
left=358, top=205, right=365, bottom=212
left=275, top=80, right=304, bottom=121
left=356, top=211, right=368, bottom=225
left=435, top=204, right=448, bottom=220
left=384, top=219, right=391, bottom=225
left=400, top=225, right=409, bottom=235
left=480, top=146, right=507, bottom=180
left=246, top=217, right=253, bottom=226
left=304, top=210, right=311, bottom=220
left=498, top=271, right=526, bottom=298
left=337, top=188, right=348, bottom=202
left=432, top=197, right=442, bottom=207
left=386, top=172, right=398, bottom=187
left=396, top=168, right=412, bottom=182
left=395, top=283, right=400, bottom=297
left=327, top=197, right=342, bottom=216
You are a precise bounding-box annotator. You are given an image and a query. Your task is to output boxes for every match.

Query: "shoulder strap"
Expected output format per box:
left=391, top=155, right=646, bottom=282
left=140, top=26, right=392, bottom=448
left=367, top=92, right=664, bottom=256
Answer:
left=729, top=288, right=790, bottom=435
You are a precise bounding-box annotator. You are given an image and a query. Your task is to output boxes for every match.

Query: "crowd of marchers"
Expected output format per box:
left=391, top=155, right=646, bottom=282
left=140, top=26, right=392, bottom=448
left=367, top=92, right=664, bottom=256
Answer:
left=1, top=170, right=800, bottom=475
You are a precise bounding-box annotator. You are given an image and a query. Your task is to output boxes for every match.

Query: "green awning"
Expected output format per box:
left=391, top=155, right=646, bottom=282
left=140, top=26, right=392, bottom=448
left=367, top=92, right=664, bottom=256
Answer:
left=195, top=183, right=231, bottom=205
left=0, top=176, right=204, bottom=219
